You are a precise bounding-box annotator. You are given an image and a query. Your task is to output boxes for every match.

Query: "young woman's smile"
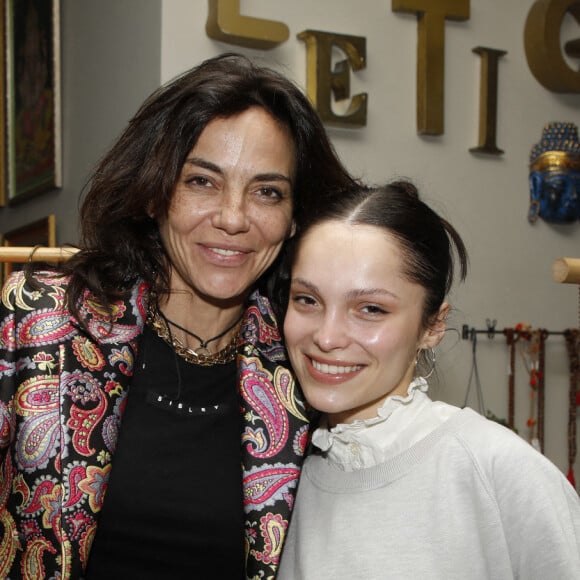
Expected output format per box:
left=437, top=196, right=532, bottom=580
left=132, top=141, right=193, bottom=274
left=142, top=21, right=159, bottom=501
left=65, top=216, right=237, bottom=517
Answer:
left=305, top=355, right=364, bottom=384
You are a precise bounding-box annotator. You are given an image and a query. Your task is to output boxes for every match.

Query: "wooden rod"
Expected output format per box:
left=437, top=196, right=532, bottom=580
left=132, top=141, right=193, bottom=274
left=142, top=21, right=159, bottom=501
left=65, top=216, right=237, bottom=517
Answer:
left=552, top=258, right=580, bottom=284
left=0, top=246, right=80, bottom=263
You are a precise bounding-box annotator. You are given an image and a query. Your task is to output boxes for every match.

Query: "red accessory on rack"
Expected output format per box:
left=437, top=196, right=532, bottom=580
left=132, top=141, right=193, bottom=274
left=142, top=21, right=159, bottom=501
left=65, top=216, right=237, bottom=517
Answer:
left=564, top=328, right=578, bottom=490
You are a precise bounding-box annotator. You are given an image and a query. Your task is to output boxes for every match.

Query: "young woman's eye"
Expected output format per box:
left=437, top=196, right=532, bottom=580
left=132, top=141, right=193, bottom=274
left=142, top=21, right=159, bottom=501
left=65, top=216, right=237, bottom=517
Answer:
left=291, top=294, right=317, bottom=307
left=361, top=304, right=387, bottom=316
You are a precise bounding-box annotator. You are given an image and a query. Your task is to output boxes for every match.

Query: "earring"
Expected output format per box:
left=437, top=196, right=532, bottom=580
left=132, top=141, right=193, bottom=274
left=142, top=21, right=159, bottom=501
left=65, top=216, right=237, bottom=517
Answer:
left=417, top=347, right=436, bottom=380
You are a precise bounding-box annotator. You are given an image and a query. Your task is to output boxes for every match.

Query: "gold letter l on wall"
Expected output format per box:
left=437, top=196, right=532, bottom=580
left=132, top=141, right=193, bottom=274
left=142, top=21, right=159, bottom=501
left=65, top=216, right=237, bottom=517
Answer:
left=206, top=0, right=289, bottom=49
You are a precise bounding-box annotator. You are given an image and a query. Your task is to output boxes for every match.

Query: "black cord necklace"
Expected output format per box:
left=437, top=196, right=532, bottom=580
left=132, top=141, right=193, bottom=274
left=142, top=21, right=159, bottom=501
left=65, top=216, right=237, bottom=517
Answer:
left=157, top=308, right=244, bottom=355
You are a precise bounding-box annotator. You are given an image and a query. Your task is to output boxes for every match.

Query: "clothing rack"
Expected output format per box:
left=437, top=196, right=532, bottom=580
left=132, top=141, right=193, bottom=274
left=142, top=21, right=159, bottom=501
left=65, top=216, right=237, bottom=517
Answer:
left=463, top=257, right=580, bottom=485
left=462, top=320, right=561, bottom=452
left=462, top=322, right=565, bottom=341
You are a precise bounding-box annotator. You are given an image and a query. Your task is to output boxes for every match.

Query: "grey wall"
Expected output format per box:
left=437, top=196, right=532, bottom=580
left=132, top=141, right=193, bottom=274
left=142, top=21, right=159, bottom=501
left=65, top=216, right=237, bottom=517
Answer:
left=0, top=0, right=162, bottom=245
left=160, top=0, right=580, bottom=476
left=1, top=0, right=578, bottom=476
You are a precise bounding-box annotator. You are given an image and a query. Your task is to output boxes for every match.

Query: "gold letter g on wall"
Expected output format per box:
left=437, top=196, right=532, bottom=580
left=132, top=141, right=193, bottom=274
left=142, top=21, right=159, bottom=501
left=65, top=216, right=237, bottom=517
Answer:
left=525, top=0, right=580, bottom=92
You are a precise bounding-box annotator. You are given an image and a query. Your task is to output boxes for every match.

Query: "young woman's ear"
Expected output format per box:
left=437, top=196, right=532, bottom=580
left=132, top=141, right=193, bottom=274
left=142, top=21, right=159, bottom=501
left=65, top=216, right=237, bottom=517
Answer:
left=289, top=220, right=297, bottom=238
left=419, top=302, right=450, bottom=350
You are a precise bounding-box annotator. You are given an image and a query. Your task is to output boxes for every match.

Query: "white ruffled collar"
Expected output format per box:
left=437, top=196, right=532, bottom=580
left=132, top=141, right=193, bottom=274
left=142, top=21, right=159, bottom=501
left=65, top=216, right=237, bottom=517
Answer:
left=312, top=377, right=429, bottom=453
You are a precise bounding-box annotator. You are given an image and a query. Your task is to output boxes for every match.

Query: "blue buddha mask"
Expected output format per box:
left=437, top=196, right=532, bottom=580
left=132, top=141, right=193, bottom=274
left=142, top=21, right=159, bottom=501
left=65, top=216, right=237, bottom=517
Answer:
left=528, top=122, right=580, bottom=224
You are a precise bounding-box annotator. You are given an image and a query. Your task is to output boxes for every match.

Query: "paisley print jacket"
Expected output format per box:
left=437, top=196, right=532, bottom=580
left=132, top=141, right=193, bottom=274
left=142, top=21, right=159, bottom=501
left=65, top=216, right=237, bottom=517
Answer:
left=0, top=271, right=309, bottom=579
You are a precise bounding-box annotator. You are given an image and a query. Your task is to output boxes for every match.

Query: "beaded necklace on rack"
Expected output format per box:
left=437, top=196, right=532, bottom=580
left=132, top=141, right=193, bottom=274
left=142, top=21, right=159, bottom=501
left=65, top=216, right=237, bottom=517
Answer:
left=146, top=302, right=243, bottom=366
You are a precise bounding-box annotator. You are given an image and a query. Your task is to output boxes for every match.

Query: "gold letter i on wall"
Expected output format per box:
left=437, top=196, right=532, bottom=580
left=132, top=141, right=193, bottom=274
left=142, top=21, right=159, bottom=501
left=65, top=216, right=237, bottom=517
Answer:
left=392, top=0, right=470, bottom=136
left=470, top=47, right=507, bottom=156
left=206, top=0, right=289, bottom=49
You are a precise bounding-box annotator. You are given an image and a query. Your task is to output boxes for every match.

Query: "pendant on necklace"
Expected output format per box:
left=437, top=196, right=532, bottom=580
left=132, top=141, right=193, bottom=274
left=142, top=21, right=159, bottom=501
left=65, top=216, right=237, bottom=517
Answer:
left=194, top=345, right=212, bottom=356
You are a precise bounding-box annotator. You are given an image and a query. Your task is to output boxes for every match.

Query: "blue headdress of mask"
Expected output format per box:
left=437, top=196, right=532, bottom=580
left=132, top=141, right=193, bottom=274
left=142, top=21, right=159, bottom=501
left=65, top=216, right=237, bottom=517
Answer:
left=529, top=122, right=580, bottom=224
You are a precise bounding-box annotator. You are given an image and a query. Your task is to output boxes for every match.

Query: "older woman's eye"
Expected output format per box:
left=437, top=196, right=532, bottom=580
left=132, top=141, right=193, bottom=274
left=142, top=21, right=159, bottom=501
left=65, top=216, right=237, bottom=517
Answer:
left=187, top=175, right=211, bottom=187
left=257, top=186, right=285, bottom=201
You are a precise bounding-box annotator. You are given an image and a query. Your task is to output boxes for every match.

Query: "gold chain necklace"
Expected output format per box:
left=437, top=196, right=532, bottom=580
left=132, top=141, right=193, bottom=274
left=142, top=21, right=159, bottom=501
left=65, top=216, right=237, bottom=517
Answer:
left=158, top=308, right=243, bottom=356
left=146, top=303, right=242, bottom=366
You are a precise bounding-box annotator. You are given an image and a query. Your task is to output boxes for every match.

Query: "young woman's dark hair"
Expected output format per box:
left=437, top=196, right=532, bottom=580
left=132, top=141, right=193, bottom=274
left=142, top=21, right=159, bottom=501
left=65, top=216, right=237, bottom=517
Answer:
left=272, top=179, right=468, bottom=328
left=62, top=53, right=356, bottom=320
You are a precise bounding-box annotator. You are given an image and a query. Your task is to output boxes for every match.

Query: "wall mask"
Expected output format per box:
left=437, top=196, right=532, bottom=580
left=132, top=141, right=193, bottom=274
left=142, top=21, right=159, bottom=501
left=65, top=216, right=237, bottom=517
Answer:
left=529, top=122, right=580, bottom=224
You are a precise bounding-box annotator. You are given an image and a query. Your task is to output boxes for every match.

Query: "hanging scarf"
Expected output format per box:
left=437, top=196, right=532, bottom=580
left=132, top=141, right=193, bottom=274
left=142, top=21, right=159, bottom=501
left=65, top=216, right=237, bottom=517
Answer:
left=564, top=328, right=578, bottom=489
left=504, top=328, right=517, bottom=430
left=536, top=329, right=547, bottom=453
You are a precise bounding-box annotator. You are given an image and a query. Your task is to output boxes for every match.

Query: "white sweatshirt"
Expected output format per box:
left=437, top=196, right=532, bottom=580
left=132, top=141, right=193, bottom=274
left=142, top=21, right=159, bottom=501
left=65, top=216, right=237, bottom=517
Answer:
left=278, top=380, right=580, bottom=580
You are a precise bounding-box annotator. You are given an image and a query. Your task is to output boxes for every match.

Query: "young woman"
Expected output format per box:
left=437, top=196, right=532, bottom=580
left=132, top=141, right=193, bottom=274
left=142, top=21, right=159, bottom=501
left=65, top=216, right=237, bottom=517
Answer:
left=277, top=180, right=580, bottom=579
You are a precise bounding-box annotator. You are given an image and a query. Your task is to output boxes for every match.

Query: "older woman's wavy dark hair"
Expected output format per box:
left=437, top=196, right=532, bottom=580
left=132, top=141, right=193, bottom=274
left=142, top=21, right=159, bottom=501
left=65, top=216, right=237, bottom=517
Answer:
left=63, top=52, right=356, bottom=320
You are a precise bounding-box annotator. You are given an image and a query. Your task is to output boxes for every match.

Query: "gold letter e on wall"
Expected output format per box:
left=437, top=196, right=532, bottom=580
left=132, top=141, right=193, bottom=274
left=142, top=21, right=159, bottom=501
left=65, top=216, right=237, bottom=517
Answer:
left=297, top=30, right=367, bottom=127
left=206, top=0, right=289, bottom=49
left=525, top=0, right=580, bottom=92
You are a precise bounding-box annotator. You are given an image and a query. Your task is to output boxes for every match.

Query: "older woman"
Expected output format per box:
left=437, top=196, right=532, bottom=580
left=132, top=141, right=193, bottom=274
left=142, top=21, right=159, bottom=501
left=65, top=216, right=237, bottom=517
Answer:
left=0, top=53, right=356, bottom=579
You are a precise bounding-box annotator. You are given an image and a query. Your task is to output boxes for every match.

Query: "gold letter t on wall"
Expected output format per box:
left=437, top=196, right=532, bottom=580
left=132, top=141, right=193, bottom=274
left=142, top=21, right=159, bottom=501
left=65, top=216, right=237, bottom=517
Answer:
left=392, top=0, right=470, bottom=136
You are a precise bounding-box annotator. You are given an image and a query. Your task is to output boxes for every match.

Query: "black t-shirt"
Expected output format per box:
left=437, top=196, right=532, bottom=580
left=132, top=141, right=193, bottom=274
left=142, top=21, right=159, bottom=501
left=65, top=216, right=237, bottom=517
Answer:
left=86, top=325, right=243, bottom=579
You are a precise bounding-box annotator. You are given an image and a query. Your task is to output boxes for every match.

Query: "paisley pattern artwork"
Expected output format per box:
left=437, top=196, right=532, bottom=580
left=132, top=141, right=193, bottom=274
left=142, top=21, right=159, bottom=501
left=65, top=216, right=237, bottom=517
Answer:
left=0, top=274, right=309, bottom=579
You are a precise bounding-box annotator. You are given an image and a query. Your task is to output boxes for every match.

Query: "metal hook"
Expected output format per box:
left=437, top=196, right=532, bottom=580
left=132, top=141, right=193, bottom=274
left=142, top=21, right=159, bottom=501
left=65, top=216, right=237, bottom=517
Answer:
left=462, top=324, right=475, bottom=341
left=486, top=318, right=497, bottom=340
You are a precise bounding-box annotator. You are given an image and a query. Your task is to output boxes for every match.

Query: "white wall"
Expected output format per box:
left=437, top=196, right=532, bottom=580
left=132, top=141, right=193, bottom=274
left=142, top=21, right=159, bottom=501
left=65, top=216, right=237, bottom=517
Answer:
left=162, top=0, right=580, bottom=476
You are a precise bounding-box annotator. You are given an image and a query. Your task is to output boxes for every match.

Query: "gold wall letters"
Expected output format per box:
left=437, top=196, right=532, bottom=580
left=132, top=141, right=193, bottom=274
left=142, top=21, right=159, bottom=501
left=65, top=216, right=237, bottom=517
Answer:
left=391, top=0, right=470, bottom=135
left=470, top=47, right=507, bottom=156
left=206, top=0, right=289, bottom=49
left=524, top=0, right=580, bottom=92
left=203, top=1, right=575, bottom=144
left=296, top=30, right=367, bottom=127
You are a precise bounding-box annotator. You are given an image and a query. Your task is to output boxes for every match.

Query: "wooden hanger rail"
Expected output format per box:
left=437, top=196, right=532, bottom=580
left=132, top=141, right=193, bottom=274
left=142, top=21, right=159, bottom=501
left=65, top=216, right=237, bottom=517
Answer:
left=0, top=246, right=80, bottom=263
left=553, top=258, right=580, bottom=284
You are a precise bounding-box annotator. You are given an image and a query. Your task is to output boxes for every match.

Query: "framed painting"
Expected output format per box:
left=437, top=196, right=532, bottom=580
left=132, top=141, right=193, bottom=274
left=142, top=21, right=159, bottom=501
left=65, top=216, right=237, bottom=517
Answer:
left=2, top=214, right=55, bottom=279
left=4, top=0, right=61, bottom=205
left=0, top=3, right=5, bottom=206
